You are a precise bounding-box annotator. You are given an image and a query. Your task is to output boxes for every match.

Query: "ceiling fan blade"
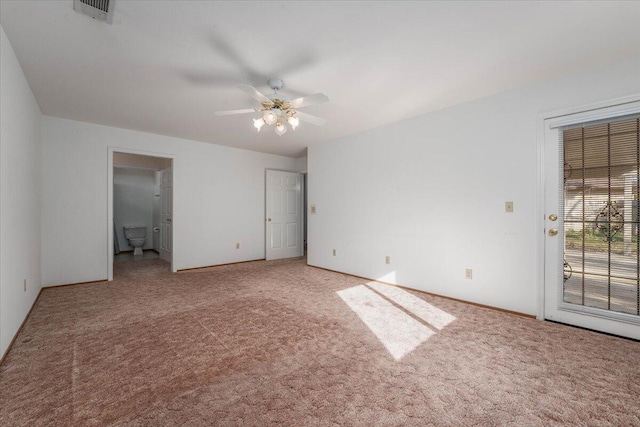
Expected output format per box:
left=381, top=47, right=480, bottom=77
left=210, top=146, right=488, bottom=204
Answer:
left=289, top=93, right=329, bottom=109
left=210, top=36, right=262, bottom=81
left=295, top=111, right=326, bottom=126
left=238, top=85, right=272, bottom=104
left=214, top=108, right=257, bottom=116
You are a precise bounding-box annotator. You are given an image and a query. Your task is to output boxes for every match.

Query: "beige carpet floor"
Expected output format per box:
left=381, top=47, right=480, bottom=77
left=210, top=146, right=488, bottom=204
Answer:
left=1, top=258, right=639, bottom=426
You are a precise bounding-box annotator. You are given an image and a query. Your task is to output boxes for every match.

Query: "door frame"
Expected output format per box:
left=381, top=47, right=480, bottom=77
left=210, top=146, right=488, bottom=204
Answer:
left=536, top=94, right=640, bottom=322
left=265, top=169, right=304, bottom=260
left=107, top=147, right=177, bottom=280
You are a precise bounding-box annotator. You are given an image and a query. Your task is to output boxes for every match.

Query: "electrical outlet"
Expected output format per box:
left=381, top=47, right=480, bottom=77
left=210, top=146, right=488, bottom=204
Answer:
left=505, top=201, right=514, bottom=213
left=333, top=249, right=336, bottom=256
left=465, top=269, right=473, bottom=280
left=23, top=279, right=27, bottom=292
left=385, top=256, right=390, bottom=264
left=236, top=243, right=240, bottom=249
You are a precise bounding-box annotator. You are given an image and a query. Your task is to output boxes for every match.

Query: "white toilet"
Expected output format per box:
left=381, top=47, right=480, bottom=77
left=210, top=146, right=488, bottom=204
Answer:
left=124, top=226, right=146, bottom=256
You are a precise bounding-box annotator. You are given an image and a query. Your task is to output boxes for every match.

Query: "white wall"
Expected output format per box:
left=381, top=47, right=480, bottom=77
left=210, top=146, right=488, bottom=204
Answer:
left=0, top=26, right=42, bottom=358
left=114, top=167, right=156, bottom=252
left=41, top=117, right=299, bottom=286
left=295, top=156, right=308, bottom=173
left=308, top=55, right=640, bottom=316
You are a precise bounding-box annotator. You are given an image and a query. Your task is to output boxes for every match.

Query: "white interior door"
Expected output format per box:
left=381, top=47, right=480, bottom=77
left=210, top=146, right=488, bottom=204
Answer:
left=159, top=167, right=172, bottom=262
left=543, top=104, right=640, bottom=340
left=266, top=170, right=303, bottom=260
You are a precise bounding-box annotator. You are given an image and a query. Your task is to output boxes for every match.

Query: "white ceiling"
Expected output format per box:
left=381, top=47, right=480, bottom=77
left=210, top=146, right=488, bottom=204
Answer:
left=1, top=1, right=639, bottom=158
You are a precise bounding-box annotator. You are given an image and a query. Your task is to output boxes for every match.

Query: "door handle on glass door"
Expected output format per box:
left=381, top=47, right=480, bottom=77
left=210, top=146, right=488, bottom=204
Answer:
left=548, top=228, right=558, bottom=236
left=549, top=214, right=558, bottom=221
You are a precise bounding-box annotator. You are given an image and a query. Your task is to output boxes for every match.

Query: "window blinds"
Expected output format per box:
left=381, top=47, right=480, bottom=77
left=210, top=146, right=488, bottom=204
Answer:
left=563, top=117, right=640, bottom=315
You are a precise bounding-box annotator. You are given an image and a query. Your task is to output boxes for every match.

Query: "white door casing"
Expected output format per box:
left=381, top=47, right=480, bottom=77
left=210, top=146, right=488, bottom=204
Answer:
left=266, top=170, right=303, bottom=260
left=152, top=171, right=161, bottom=252
left=159, top=167, right=172, bottom=262
left=542, top=97, right=640, bottom=340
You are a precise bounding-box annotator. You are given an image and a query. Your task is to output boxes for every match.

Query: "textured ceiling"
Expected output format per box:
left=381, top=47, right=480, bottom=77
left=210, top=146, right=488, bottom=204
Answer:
left=1, top=1, right=639, bottom=157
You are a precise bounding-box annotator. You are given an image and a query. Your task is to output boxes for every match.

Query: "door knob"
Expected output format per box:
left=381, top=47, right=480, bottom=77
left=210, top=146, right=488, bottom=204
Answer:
left=549, top=228, right=558, bottom=236
left=267, top=218, right=271, bottom=222
left=549, top=214, right=558, bottom=221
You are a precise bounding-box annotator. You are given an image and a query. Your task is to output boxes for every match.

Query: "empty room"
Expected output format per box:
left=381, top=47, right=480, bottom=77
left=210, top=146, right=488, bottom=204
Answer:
left=1, top=1, right=640, bottom=425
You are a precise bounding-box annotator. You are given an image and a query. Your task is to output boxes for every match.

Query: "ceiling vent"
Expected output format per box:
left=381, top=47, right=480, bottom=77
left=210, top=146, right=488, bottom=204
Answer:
left=73, top=0, right=114, bottom=24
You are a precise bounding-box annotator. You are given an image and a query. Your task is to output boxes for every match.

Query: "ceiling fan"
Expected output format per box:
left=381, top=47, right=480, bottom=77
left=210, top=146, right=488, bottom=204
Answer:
left=215, top=79, right=329, bottom=136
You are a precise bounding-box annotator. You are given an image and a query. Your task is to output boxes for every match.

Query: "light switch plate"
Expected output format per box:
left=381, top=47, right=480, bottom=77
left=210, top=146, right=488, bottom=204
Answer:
left=310, top=204, right=317, bottom=214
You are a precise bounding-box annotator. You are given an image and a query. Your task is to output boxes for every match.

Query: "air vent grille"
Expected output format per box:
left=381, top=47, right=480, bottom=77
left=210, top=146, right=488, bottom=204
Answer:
left=80, top=0, right=109, bottom=13
left=73, top=0, right=114, bottom=24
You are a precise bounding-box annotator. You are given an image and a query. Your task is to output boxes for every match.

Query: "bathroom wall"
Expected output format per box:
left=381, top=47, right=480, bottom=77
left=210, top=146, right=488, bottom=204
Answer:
left=113, top=167, right=156, bottom=252
left=114, top=152, right=170, bottom=170
left=152, top=171, right=161, bottom=252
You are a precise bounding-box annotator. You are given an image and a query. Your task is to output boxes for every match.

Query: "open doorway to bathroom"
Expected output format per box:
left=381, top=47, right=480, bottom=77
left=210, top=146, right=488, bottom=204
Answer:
left=108, top=149, right=175, bottom=280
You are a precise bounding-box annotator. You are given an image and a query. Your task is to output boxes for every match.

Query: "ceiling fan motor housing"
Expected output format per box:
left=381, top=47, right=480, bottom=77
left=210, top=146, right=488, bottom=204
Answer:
left=266, top=93, right=289, bottom=102
left=268, top=78, right=284, bottom=91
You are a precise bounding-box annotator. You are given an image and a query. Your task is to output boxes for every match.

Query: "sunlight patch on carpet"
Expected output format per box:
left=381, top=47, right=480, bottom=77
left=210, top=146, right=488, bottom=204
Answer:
left=337, top=285, right=434, bottom=360
left=366, top=282, right=456, bottom=330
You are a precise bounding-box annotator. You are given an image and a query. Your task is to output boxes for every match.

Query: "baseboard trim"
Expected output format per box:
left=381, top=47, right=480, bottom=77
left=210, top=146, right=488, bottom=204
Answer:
left=177, top=258, right=266, bottom=272
left=0, top=288, right=44, bottom=366
left=307, top=264, right=535, bottom=319
left=43, top=279, right=108, bottom=289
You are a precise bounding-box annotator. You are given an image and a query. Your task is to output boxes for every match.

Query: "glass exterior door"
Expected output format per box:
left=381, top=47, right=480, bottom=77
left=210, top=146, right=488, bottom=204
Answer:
left=563, top=118, right=640, bottom=316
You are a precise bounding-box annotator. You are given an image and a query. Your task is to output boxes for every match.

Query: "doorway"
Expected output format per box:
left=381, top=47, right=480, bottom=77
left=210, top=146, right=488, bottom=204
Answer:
left=541, top=96, right=640, bottom=339
left=265, top=169, right=304, bottom=260
left=108, top=149, right=175, bottom=280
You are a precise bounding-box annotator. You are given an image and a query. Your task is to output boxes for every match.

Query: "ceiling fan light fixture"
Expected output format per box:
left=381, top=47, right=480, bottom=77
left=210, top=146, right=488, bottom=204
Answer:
left=275, top=121, right=287, bottom=136
left=214, top=79, right=328, bottom=137
left=253, top=118, right=265, bottom=132
left=263, top=110, right=277, bottom=125
left=287, top=115, right=299, bottom=130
